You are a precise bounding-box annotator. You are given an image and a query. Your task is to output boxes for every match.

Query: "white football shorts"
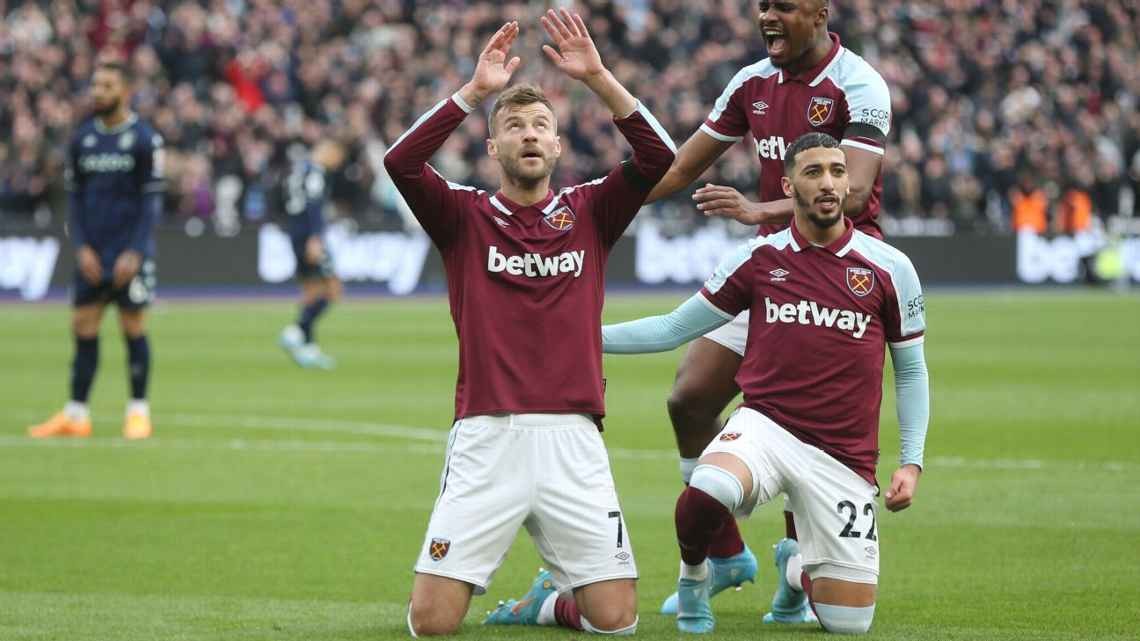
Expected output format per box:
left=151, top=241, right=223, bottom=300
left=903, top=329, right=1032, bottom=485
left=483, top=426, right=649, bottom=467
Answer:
left=703, top=407, right=880, bottom=583
left=703, top=310, right=749, bottom=357
left=414, top=413, right=637, bottom=594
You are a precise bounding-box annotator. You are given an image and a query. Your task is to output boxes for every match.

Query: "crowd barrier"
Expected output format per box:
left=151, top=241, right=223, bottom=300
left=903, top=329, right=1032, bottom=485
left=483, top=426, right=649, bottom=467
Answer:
left=2, top=222, right=1137, bottom=301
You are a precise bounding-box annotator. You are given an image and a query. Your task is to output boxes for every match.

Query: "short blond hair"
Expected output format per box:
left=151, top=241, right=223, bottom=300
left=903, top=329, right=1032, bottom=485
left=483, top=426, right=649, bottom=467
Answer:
left=488, top=84, right=556, bottom=136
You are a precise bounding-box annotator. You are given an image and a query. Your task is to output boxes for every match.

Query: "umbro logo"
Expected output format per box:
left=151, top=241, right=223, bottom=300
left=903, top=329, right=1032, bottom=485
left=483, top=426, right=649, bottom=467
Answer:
left=752, top=101, right=769, bottom=116
left=769, top=268, right=790, bottom=282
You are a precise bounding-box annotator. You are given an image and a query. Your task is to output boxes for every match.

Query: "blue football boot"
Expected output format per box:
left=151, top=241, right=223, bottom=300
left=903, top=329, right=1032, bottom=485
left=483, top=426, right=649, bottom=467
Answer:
left=660, top=544, right=757, bottom=614
left=483, top=568, right=556, bottom=626
left=761, top=538, right=818, bottom=624
left=676, top=569, right=715, bottom=634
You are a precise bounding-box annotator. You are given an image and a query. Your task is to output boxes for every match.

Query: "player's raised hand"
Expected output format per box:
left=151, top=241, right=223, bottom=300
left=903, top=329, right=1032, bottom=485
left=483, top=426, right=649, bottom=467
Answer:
left=541, top=9, right=605, bottom=81
left=694, top=184, right=770, bottom=225
left=467, top=22, right=522, bottom=102
left=884, top=464, right=921, bottom=512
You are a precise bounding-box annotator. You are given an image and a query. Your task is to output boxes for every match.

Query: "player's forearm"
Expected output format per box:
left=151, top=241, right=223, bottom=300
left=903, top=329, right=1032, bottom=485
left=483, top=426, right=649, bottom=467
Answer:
left=382, top=96, right=470, bottom=180
left=890, top=342, right=930, bottom=468
left=754, top=198, right=793, bottom=226
left=612, top=102, right=676, bottom=186
left=127, top=192, right=162, bottom=253
left=582, top=69, right=637, bottom=120
left=718, top=196, right=793, bottom=227
left=456, top=82, right=491, bottom=111
left=646, top=163, right=701, bottom=204
left=603, top=294, right=728, bottom=353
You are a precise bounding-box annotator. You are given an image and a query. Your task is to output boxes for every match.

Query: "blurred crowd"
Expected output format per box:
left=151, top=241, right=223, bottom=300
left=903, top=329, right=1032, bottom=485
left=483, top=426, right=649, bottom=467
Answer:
left=1, top=0, right=1139, bottom=237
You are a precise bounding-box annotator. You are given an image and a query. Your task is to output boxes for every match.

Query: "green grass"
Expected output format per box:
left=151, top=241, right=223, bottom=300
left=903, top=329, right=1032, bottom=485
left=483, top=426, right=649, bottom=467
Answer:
left=1, top=291, right=1138, bottom=640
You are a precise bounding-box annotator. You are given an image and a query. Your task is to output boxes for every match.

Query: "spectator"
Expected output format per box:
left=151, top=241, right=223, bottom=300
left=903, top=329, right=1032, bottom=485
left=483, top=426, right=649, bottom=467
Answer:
left=1011, top=173, right=1049, bottom=234
left=1, top=0, right=1137, bottom=235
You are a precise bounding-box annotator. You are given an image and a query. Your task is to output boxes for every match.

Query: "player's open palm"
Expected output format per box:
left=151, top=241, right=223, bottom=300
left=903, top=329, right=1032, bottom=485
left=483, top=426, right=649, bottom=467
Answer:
left=541, top=9, right=604, bottom=81
left=470, top=22, right=522, bottom=97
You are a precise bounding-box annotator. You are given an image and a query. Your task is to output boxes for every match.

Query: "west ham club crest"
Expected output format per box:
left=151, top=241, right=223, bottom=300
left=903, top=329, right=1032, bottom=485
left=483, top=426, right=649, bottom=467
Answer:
left=544, top=206, right=575, bottom=232
left=846, top=267, right=875, bottom=297
left=429, top=537, right=451, bottom=561
left=807, top=96, right=835, bottom=127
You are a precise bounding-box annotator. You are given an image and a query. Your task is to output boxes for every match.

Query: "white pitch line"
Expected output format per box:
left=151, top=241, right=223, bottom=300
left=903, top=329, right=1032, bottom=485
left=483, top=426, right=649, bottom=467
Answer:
left=0, top=435, right=441, bottom=456
left=5, top=411, right=1137, bottom=472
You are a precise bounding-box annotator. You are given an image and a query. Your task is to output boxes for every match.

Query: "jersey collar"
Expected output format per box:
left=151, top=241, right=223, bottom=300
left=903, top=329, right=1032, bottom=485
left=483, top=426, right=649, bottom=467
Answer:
left=777, top=33, right=842, bottom=87
left=789, top=215, right=855, bottom=256
left=490, top=190, right=556, bottom=216
left=94, top=112, right=138, bottom=135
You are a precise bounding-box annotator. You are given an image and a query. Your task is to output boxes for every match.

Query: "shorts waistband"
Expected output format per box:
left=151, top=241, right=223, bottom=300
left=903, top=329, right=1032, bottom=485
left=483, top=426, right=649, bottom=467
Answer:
left=459, top=413, right=595, bottom=430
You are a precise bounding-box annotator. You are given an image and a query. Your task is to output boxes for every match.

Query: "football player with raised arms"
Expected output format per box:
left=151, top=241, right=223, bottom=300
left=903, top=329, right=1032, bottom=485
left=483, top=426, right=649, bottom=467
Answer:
left=603, top=132, right=929, bottom=634
left=639, top=0, right=894, bottom=619
left=27, top=59, right=163, bottom=441
left=383, top=10, right=675, bottom=636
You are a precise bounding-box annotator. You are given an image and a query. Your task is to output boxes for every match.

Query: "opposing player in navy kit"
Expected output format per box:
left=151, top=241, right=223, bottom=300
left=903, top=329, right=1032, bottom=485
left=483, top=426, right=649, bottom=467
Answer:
left=278, top=140, right=345, bottom=370
left=384, top=12, right=675, bottom=636
left=642, top=0, right=895, bottom=619
left=28, top=60, right=163, bottom=440
left=603, top=133, right=930, bottom=634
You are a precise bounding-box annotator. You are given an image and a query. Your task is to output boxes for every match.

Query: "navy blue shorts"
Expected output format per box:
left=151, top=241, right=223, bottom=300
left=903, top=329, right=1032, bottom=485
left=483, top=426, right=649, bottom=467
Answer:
left=292, top=239, right=335, bottom=280
left=73, top=259, right=156, bottom=309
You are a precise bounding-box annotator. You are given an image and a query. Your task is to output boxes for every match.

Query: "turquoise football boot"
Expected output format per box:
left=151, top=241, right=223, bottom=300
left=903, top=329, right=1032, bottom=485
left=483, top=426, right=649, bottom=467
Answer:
left=762, top=538, right=818, bottom=624
left=660, top=544, right=757, bottom=614
left=676, top=569, right=715, bottom=634
left=483, top=568, right=556, bottom=626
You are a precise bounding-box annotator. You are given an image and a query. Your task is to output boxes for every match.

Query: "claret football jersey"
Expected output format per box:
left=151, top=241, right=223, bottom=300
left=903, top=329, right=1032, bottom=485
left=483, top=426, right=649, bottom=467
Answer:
left=702, top=34, right=891, bottom=237
left=385, top=94, right=675, bottom=421
left=699, top=218, right=925, bottom=483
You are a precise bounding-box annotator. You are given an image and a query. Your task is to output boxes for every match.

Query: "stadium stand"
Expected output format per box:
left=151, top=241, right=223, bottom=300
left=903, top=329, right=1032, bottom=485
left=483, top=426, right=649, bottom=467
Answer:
left=1, top=0, right=1138, bottom=236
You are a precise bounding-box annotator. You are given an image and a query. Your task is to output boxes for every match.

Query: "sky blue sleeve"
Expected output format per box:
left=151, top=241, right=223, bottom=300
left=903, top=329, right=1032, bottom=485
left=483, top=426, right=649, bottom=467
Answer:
left=890, top=342, right=930, bottom=468
left=603, top=294, right=730, bottom=354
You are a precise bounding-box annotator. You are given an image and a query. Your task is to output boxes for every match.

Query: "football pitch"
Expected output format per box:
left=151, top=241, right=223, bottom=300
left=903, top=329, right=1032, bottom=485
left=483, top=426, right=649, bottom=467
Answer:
left=1, top=291, right=1137, bottom=640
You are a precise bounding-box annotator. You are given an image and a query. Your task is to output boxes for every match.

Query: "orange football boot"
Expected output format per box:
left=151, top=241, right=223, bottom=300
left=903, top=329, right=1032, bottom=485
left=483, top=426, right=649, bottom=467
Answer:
left=27, top=412, right=92, bottom=438
left=123, top=411, right=153, bottom=440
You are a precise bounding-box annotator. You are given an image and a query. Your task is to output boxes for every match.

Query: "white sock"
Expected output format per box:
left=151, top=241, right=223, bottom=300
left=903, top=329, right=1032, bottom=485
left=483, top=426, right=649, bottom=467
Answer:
left=680, top=560, right=708, bottom=581
left=785, top=553, right=804, bottom=591
left=64, top=401, right=89, bottom=421
left=127, top=400, right=150, bottom=417
left=680, top=457, right=699, bottom=484
left=536, top=591, right=559, bottom=626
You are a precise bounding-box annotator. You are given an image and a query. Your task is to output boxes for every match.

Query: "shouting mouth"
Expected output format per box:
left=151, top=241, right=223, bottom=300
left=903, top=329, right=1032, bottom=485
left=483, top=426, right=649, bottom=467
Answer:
left=763, top=27, right=788, bottom=58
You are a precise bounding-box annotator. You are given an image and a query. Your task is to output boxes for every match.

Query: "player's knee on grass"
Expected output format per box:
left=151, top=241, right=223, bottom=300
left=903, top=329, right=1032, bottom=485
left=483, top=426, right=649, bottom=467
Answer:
left=814, top=603, right=875, bottom=635
left=581, top=615, right=638, bottom=635
left=808, top=573, right=877, bottom=635
left=407, top=601, right=463, bottom=637
left=407, top=575, right=471, bottom=636
left=577, top=579, right=637, bottom=634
